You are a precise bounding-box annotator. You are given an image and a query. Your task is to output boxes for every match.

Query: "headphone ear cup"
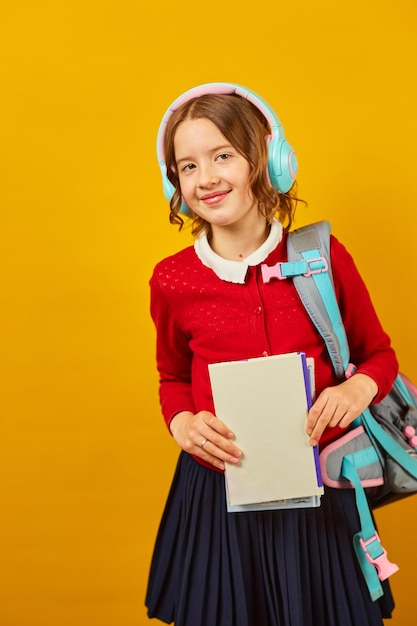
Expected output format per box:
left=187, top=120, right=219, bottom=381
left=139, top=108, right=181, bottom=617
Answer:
left=160, top=162, right=192, bottom=216
left=268, top=137, right=298, bottom=193
left=160, top=164, right=175, bottom=203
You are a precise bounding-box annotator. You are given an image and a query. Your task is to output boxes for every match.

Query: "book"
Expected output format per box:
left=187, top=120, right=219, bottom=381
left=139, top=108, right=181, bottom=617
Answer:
left=208, top=352, right=323, bottom=509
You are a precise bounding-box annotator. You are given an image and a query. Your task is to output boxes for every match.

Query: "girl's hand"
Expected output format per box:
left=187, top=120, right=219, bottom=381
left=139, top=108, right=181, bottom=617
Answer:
left=306, top=373, right=378, bottom=446
left=169, top=410, right=242, bottom=471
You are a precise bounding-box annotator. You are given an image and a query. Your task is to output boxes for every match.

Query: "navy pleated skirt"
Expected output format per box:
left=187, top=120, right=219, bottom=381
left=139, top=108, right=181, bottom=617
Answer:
left=146, top=452, right=394, bottom=626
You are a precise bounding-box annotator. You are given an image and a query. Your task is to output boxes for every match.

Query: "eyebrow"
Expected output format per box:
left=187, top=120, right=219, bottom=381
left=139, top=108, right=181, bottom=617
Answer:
left=176, top=143, right=234, bottom=166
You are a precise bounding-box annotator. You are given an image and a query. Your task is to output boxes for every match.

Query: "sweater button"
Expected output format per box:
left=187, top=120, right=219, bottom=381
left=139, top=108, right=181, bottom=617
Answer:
left=254, top=306, right=262, bottom=315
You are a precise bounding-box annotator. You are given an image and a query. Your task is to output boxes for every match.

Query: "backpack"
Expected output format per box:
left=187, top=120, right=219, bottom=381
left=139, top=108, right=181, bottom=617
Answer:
left=261, top=221, right=417, bottom=601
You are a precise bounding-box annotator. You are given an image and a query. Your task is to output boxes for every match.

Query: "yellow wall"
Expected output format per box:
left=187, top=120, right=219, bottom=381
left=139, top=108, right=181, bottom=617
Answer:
left=1, top=1, right=416, bottom=624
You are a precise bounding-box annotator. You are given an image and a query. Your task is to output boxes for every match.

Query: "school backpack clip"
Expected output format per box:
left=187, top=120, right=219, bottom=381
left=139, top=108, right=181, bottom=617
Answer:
left=261, top=220, right=417, bottom=601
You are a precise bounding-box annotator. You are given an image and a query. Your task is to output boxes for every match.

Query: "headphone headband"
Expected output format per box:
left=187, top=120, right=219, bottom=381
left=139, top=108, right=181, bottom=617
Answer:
left=156, top=82, right=298, bottom=214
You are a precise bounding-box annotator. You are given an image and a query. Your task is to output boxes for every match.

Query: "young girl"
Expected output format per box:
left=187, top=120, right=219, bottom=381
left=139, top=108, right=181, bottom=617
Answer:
left=146, top=83, right=398, bottom=626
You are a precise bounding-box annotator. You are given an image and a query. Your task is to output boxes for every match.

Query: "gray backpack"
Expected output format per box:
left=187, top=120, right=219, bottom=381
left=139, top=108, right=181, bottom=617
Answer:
left=261, top=221, right=417, bottom=601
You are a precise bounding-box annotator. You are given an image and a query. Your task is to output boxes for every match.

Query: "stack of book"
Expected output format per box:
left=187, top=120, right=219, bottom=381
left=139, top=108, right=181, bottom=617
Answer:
left=208, top=352, right=323, bottom=512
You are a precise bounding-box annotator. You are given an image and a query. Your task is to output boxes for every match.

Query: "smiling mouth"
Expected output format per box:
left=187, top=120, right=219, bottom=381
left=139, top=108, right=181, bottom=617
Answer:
left=200, top=190, right=231, bottom=205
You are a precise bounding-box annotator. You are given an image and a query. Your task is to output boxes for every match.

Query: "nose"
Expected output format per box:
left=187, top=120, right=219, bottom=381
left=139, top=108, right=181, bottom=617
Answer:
left=198, top=162, right=220, bottom=187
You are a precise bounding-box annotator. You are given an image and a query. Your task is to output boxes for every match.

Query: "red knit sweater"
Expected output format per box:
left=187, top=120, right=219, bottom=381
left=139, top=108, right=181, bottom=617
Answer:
left=150, top=231, right=398, bottom=470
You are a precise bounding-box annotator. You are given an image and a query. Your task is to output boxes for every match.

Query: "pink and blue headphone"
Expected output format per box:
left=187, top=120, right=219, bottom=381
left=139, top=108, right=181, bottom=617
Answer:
left=156, top=82, right=298, bottom=215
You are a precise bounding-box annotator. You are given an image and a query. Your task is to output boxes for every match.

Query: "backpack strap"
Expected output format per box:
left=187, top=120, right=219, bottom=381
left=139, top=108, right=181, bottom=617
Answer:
left=342, top=453, right=399, bottom=600
left=287, top=221, right=351, bottom=378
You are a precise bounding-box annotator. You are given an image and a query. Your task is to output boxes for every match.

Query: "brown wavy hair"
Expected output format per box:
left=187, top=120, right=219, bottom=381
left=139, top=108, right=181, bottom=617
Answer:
left=163, top=93, right=302, bottom=236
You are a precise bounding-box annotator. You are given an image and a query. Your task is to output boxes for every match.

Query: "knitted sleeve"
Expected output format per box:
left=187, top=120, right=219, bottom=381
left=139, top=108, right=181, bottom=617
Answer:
left=149, top=261, right=197, bottom=429
left=330, top=235, right=399, bottom=402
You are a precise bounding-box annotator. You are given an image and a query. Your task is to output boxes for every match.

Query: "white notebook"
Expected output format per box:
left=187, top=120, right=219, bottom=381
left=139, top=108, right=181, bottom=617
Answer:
left=208, top=352, right=323, bottom=508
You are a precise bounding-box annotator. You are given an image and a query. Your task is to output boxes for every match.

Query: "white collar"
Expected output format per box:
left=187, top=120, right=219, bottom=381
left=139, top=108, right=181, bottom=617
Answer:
left=194, top=219, right=283, bottom=284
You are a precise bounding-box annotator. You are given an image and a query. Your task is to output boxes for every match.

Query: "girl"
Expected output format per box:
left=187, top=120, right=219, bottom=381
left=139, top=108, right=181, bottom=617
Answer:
left=146, top=83, right=398, bottom=625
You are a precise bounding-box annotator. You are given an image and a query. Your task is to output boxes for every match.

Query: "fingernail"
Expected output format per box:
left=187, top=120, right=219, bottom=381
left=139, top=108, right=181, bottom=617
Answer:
left=309, top=438, right=317, bottom=447
left=306, top=428, right=312, bottom=436
left=233, top=450, right=242, bottom=458
left=227, top=432, right=235, bottom=439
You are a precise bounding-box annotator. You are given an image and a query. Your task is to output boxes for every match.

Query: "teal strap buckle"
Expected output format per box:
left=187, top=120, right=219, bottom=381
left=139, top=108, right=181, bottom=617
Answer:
left=343, top=454, right=399, bottom=601
left=359, top=532, right=399, bottom=581
left=261, top=257, right=328, bottom=283
left=353, top=532, right=384, bottom=601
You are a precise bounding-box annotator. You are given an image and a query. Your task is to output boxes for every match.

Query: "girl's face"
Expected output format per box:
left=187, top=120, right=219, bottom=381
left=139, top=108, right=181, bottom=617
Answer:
left=174, top=117, right=261, bottom=232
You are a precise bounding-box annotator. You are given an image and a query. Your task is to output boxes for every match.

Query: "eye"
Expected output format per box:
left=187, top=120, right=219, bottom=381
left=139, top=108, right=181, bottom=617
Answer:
left=216, top=153, right=232, bottom=161
left=181, top=163, right=196, bottom=172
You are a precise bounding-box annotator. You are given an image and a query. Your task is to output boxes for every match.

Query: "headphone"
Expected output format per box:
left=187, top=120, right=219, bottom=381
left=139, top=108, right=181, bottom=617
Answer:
left=156, top=82, right=298, bottom=215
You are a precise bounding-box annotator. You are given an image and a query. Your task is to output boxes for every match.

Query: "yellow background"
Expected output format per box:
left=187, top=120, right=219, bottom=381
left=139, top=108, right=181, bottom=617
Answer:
left=1, top=1, right=416, bottom=624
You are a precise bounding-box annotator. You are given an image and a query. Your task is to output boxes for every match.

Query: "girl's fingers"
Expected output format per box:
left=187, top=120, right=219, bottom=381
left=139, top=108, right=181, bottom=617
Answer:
left=306, top=375, right=378, bottom=445
left=195, top=433, right=242, bottom=466
left=195, top=437, right=242, bottom=471
left=170, top=410, right=242, bottom=468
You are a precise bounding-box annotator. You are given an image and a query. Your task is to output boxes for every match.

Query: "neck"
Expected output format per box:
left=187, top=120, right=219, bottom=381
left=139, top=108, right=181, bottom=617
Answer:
left=210, top=220, right=270, bottom=261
